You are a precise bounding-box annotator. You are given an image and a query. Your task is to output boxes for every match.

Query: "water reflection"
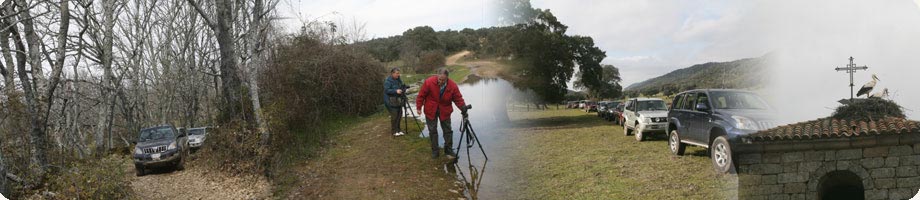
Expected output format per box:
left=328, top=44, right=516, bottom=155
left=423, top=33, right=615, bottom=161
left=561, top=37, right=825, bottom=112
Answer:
left=409, top=78, right=520, bottom=199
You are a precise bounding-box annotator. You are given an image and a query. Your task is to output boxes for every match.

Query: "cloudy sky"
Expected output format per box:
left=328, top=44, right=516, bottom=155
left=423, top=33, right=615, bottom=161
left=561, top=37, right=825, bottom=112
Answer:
left=529, top=0, right=767, bottom=87
left=754, top=0, right=920, bottom=122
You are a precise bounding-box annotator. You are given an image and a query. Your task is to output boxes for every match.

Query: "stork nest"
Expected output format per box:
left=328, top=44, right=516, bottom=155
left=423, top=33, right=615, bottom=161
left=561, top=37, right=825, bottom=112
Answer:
left=832, top=98, right=905, bottom=121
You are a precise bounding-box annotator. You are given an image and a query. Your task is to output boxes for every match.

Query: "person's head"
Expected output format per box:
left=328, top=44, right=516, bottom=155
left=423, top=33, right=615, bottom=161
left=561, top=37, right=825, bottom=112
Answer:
left=390, top=67, right=400, bottom=79
left=437, top=68, right=449, bottom=86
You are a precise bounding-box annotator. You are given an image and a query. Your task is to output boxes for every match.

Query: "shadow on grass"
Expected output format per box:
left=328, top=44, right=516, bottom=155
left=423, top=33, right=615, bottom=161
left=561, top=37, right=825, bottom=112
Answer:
left=510, top=114, right=611, bottom=131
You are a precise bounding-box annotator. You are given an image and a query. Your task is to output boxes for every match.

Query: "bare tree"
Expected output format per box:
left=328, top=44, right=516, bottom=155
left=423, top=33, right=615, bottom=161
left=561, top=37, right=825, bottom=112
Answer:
left=11, top=0, right=71, bottom=182
left=188, top=0, right=245, bottom=124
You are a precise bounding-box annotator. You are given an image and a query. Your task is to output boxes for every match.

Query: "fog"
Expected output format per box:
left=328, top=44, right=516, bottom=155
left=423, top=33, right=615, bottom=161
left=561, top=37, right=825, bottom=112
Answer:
left=752, top=0, right=920, bottom=123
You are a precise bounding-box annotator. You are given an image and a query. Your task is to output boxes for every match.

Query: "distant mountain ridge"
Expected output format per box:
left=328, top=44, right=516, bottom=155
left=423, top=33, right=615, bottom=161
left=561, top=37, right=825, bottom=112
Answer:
left=625, top=55, right=772, bottom=92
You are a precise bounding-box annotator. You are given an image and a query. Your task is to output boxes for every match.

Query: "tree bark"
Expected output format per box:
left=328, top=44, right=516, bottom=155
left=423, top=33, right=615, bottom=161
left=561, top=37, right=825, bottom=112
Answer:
left=188, top=0, right=245, bottom=124
left=14, top=0, right=70, bottom=182
left=247, top=0, right=269, bottom=145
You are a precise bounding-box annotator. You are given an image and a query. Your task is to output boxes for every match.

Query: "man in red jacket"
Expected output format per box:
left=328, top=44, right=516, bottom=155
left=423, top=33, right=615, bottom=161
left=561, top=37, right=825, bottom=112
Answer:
left=416, top=68, right=467, bottom=159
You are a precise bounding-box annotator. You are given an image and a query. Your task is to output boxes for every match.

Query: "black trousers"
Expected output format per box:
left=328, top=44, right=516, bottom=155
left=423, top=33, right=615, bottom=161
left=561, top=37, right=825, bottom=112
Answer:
left=426, top=117, right=452, bottom=153
left=387, top=107, right=403, bottom=134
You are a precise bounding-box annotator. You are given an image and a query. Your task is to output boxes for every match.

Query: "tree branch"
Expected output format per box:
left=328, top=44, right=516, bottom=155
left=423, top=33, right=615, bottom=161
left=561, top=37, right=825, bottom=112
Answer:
left=185, top=0, right=216, bottom=30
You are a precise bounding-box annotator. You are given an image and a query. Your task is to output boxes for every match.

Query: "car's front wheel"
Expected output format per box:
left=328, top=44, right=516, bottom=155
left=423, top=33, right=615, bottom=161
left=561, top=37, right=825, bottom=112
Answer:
left=635, top=127, right=645, bottom=141
left=711, top=136, right=736, bottom=174
left=136, top=166, right=145, bottom=176
left=669, top=130, right=686, bottom=155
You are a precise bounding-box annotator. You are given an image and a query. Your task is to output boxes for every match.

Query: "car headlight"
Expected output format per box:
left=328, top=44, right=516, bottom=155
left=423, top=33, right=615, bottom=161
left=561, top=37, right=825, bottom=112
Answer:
left=732, top=116, right=759, bottom=130
left=134, top=147, right=143, bottom=154
left=168, top=142, right=177, bottom=150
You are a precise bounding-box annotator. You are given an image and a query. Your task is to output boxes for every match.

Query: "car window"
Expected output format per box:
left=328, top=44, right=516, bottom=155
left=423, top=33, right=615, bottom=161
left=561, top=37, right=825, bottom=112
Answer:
left=672, top=94, right=684, bottom=110
left=637, top=100, right=668, bottom=111
left=696, top=93, right=710, bottom=111
left=710, top=91, right=770, bottom=109
left=188, top=128, right=205, bottom=135
left=139, top=127, right=175, bottom=142
left=681, top=93, right=697, bottom=110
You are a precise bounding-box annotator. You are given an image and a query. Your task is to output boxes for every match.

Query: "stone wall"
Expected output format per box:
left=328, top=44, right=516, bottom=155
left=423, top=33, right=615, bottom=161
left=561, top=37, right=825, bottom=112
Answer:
left=736, top=144, right=920, bottom=200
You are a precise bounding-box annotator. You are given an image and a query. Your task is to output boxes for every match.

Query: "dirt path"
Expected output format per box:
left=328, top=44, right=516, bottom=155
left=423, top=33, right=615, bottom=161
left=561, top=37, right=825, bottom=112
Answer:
left=446, top=50, right=471, bottom=66
left=289, top=115, right=464, bottom=199
left=128, top=155, right=271, bottom=199
left=446, top=51, right=509, bottom=80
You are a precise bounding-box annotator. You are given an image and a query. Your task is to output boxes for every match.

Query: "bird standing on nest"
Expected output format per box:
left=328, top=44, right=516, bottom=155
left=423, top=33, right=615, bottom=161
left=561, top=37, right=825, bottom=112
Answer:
left=869, top=88, right=889, bottom=98
left=856, top=74, right=880, bottom=98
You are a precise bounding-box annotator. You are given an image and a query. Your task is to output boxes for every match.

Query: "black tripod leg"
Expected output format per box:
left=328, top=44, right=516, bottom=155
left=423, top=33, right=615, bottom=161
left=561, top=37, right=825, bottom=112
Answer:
left=405, top=101, right=424, bottom=137
left=465, top=121, right=489, bottom=160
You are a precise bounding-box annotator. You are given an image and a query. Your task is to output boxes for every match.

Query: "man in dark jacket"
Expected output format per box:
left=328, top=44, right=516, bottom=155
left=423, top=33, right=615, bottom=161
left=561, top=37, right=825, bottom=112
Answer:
left=416, top=68, right=467, bottom=159
left=384, top=67, right=406, bottom=137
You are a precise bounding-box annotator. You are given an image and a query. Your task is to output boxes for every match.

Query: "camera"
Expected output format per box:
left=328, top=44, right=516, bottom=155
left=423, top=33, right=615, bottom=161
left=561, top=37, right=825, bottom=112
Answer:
left=461, top=104, right=472, bottom=111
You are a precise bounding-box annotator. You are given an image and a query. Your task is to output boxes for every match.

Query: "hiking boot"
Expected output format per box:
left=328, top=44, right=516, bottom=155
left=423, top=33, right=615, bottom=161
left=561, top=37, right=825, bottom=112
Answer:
left=431, top=150, right=439, bottom=159
left=445, top=148, right=457, bottom=160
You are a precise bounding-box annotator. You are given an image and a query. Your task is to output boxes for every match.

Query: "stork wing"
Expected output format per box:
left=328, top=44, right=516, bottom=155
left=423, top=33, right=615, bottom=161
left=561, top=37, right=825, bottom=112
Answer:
left=856, top=85, right=873, bottom=97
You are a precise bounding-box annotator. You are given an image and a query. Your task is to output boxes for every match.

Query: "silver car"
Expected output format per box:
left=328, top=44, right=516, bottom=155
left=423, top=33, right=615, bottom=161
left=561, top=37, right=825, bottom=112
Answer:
left=622, top=98, right=669, bottom=141
left=187, top=127, right=208, bottom=149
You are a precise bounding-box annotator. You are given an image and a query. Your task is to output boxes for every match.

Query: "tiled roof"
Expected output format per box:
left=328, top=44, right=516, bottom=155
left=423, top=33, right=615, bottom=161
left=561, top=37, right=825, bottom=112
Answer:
left=742, top=117, right=920, bottom=142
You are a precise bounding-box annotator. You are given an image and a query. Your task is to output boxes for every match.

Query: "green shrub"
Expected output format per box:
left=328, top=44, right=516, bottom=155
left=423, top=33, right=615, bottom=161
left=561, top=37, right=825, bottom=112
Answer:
left=47, top=155, right=133, bottom=199
left=416, top=50, right=445, bottom=73
left=832, top=98, right=905, bottom=121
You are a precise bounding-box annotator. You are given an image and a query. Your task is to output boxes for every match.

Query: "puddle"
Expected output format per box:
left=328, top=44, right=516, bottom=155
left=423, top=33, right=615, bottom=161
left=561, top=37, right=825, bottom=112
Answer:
left=409, top=78, right=521, bottom=199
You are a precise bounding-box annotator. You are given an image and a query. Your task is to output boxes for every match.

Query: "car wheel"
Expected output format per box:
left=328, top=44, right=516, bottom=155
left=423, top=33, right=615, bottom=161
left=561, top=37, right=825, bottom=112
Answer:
left=711, top=136, right=736, bottom=174
left=136, top=166, right=145, bottom=176
left=669, top=130, right=686, bottom=156
left=635, top=128, right=645, bottom=141
left=624, top=123, right=632, bottom=136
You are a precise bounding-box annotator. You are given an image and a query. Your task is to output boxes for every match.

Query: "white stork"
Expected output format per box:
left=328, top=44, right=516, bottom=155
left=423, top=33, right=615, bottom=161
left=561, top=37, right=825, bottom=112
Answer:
left=856, top=74, right=880, bottom=97
left=869, top=88, right=889, bottom=98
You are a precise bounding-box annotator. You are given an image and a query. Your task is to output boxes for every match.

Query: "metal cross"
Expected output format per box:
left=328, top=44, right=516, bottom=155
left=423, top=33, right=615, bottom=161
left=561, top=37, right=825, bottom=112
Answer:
left=835, top=56, right=868, bottom=99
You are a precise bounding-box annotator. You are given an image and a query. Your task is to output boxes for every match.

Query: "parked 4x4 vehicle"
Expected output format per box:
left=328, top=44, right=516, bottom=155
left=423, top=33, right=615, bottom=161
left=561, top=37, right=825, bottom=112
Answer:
left=187, top=127, right=208, bottom=150
left=584, top=100, right=598, bottom=112
left=600, top=101, right=622, bottom=121
left=667, top=89, right=778, bottom=173
left=133, top=125, right=190, bottom=176
left=622, top=98, right=669, bottom=141
left=597, top=101, right=611, bottom=118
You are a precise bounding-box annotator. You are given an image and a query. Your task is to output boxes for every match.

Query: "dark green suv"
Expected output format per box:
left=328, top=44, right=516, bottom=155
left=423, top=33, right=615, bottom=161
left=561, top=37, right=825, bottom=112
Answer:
left=133, top=125, right=190, bottom=176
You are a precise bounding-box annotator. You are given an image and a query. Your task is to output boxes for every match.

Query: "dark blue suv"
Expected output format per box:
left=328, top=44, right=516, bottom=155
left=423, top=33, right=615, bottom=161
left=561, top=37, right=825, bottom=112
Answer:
left=666, top=89, right=778, bottom=173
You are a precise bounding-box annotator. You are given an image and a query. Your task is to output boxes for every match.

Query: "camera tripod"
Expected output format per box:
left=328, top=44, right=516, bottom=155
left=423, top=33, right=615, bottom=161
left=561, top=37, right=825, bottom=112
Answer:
left=454, top=105, right=488, bottom=161
left=400, top=96, right=425, bottom=137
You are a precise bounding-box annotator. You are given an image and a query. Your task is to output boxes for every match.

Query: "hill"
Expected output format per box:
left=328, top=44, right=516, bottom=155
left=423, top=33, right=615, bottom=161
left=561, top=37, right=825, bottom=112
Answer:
left=625, top=55, right=772, bottom=94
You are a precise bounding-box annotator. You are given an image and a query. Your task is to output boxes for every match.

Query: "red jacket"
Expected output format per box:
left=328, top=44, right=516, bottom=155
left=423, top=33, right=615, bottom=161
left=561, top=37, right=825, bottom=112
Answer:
left=416, top=76, right=466, bottom=121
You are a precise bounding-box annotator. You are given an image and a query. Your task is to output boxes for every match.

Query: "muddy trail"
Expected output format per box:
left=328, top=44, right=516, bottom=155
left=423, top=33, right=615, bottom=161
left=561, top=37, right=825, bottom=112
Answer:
left=127, top=155, right=271, bottom=199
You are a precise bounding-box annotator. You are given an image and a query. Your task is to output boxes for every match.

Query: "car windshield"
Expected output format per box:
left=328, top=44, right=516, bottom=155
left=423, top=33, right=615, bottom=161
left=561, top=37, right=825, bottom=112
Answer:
left=139, top=127, right=174, bottom=142
left=188, top=128, right=205, bottom=135
left=710, top=91, right=770, bottom=110
left=637, top=100, right=668, bottom=111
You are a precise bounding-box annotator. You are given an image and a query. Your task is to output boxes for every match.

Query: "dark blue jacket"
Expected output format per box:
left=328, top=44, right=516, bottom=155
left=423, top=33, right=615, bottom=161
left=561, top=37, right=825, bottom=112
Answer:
left=383, top=76, right=404, bottom=108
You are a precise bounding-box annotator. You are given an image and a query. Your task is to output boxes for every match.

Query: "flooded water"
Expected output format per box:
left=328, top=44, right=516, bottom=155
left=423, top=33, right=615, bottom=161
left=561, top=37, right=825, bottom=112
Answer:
left=409, top=78, right=521, bottom=199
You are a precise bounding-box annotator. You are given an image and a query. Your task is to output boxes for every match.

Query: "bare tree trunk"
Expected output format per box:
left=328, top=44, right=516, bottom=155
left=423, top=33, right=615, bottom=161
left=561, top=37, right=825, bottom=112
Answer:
left=100, top=0, right=117, bottom=153
left=246, top=0, right=269, bottom=145
left=15, top=0, right=70, bottom=182
left=188, top=0, right=244, bottom=124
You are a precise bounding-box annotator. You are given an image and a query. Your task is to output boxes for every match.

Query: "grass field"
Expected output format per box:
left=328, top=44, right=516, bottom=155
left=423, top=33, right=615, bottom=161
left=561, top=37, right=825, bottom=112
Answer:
left=277, top=112, right=463, bottom=199
left=506, top=108, right=737, bottom=199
